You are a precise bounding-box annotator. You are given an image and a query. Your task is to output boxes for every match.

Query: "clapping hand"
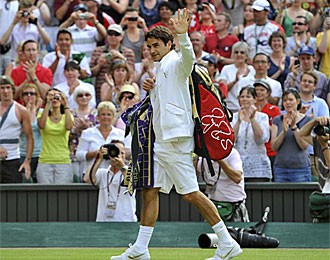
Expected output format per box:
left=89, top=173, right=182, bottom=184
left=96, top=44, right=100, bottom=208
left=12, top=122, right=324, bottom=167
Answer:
left=23, top=60, right=37, bottom=81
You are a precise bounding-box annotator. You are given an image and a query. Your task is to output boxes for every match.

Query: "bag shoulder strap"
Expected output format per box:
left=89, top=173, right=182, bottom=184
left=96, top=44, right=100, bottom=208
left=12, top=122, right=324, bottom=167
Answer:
left=0, top=102, right=14, bottom=130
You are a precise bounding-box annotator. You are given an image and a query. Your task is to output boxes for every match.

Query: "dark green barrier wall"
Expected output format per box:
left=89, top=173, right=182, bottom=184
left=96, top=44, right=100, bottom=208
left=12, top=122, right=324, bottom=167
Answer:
left=0, top=183, right=319, bottom=222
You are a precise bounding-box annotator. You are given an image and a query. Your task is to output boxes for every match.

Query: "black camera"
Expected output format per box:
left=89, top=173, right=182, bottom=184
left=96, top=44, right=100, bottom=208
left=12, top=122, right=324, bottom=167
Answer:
left=103, top=143, right=120, bottom=160
left=314, top=124, right=330, bottom=136
left=22, top=11, right=29, bottom=17
left=229, top=228, right=280, bottom=248
left=197, top=4, right=204, bottom=11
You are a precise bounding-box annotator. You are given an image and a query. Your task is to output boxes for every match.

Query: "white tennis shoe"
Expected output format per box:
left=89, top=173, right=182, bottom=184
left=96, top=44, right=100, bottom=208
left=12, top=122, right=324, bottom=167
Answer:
left=206, top=240, right=242, bottom=260
left=110, top=244, right=150, bottom=260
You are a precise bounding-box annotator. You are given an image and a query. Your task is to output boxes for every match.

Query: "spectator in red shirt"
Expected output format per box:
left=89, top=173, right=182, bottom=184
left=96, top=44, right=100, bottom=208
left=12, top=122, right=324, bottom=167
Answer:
left=11, top=39, right=52, bottom=102
left=204, top=12, right=239, bottom=72
left=254, top=79, right=281, bottom=172
left=198, top=2, right=216, bottom=38
left=54, top=0, right=80, bottom=25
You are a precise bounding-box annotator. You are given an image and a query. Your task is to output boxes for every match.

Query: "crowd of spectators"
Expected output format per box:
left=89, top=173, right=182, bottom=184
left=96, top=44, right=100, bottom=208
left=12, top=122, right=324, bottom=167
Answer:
left=0, top=0, right=329, bottom=220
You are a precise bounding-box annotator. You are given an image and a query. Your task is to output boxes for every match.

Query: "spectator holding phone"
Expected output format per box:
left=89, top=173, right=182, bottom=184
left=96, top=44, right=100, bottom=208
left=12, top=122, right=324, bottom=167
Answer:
left=58, top=3, right=107, bottom=63
left=0, top=1, right=50, bottom=61
left=84, top=140, right=137, bottom=222
left=90, top=24, right=128, bottom=102
left=120, top=7, right=147, bottom=63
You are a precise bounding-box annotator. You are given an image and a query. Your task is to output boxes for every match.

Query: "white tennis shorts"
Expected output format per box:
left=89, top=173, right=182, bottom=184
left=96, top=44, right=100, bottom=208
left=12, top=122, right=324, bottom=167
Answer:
left=153, top=137, right=199, bottom=195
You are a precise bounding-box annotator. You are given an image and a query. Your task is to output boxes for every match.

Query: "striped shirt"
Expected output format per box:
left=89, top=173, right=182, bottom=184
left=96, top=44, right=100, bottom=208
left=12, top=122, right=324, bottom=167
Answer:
left=69, top=24, right=101, bottom=63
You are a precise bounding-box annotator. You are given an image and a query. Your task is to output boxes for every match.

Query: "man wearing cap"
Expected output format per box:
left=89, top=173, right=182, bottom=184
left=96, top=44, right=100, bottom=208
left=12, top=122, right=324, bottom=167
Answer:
left=59, top=3, right=107, bottom=63
left=10, top=40, right=52, bottom=101
left=286, top=16, right=317, bottom=57
left=0, top=75, right=34, bottom=183
left=284, top=46, right=328, bottom=101
left=90, top=24, right=128, bottom=102
left=254, top=79, right=281, bottom=171
left=204, top=12, right=239, bottom=71
left=43, top=29, right=92, bottom=86
left=244, top=0, right=280, bottom=59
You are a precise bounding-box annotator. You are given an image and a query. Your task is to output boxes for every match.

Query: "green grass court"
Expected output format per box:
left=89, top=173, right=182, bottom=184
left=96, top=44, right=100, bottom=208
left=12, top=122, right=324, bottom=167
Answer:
left=1, top=248, right=330, bottom=260
left=1, top=222, right=329, bottom=259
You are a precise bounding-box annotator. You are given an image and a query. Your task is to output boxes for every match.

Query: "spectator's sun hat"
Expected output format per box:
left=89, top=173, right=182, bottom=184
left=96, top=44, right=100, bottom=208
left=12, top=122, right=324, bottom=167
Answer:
left=0, top=75, right=14, bottom=86
left=117, top=84, right=136, bottom=103
left=73, top=4, right=88, bottom=12
left=251, top=0, right=270, bottom=11
left=253, top=79, right=271, bottom=92
left=202, top=55, right=217, bottom=66
left=298, top=46, right=315, bottom=56
left=107, top=24, right=123, bottom=35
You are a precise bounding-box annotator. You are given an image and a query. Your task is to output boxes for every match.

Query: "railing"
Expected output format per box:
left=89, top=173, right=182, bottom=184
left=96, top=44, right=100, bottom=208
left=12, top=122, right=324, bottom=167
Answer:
left=0, top=182, right=319, bottom=222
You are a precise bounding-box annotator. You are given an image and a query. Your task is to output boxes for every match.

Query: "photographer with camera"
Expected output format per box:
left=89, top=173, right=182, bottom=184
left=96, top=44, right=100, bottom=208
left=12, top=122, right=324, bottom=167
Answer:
left=299, top=116, right=330, bottom=192
left=58, top=3, right=107, bottom=63
left=84, top=140, right=137, bottom=222
left=0, top=1, right=50, bottom=62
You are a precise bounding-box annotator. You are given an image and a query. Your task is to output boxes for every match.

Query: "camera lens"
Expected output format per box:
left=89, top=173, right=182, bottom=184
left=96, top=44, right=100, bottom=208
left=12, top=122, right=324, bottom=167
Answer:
left=103, top=143, right=120, bottom=159
left=314, top=124, right=330, bottom=136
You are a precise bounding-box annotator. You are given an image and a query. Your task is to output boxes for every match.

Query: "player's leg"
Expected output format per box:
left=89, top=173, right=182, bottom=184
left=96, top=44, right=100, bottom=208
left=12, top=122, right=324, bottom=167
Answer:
left=183, top=191, right=242, bottom=260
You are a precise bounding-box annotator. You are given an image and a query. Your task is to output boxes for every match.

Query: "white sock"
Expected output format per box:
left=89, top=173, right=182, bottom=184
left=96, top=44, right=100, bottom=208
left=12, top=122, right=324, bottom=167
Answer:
left=212, top=220, right=234, bottom=248
left=133, top=225, right=154, bottom=253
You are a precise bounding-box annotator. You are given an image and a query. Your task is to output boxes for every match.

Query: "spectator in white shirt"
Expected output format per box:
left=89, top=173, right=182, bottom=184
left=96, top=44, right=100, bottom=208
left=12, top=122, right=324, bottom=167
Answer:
left=42, top=28, right=91, bottom=86
left=53, top=60, right=96, bottom=109
left=59, top=3, right=107, bottom=63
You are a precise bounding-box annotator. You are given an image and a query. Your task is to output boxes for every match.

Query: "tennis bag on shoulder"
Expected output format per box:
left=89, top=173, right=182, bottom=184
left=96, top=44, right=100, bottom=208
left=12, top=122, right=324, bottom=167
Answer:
left=189, top=63, right=234, bottom=176
left=309, top=191, right=330, bottom=222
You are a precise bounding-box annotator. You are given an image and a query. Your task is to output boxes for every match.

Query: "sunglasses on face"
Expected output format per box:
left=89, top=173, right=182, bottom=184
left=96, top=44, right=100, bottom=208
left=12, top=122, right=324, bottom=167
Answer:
left=22, top=91, right=36, bottom=96
left=77, top=93, right=91, bottom=98
left=127, top=17, right=138, bottom=21
left=292, top=22, right=306, bottom=26
left=234, top=50, right=245, bottom=54
left=123, top=94, right=134, bottom=100
left=107, top=31, right=121, bottom=37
